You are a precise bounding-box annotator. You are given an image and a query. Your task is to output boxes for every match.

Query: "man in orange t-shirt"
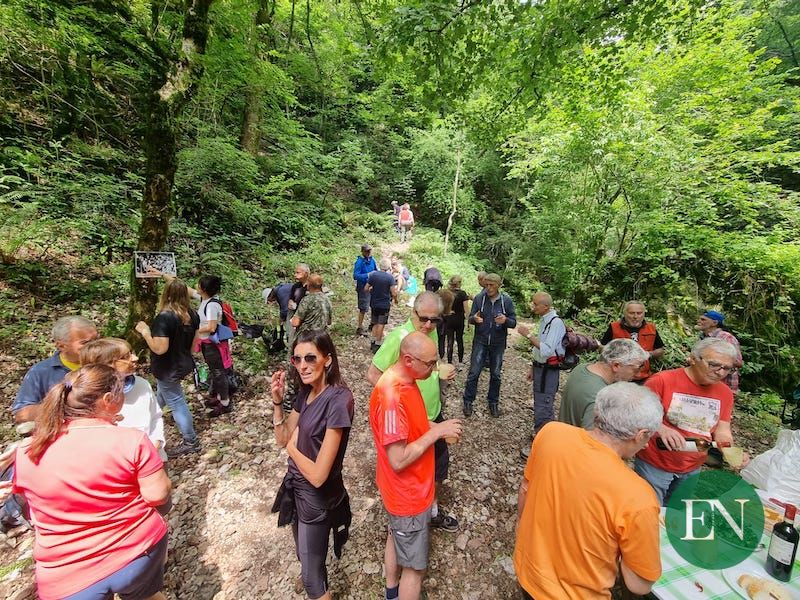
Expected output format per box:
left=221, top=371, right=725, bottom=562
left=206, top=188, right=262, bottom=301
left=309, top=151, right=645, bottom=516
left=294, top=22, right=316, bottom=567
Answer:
left=514, top=382, right=664, bottom=599
left=370, top=332, right=462, bottom=600
left=635, top=337, right=749, bottom=505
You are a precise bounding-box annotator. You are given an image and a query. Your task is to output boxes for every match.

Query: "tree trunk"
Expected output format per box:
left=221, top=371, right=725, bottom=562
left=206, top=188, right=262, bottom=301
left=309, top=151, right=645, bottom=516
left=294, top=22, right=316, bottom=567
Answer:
left=240, top=0, right=275, bottom=153
left=444, top=148, right=462, bottom=255
left=126, top=0, right=214, bottom=351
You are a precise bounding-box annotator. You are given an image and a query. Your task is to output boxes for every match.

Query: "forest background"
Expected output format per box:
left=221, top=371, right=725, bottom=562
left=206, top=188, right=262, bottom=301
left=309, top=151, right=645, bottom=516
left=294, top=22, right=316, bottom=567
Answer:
left=1, top=0, right=799, bottom=431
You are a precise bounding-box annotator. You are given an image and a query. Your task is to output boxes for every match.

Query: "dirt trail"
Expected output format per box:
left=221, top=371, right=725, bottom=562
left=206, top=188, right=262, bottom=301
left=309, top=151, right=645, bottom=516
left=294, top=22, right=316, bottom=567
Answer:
left=0, top=240, right=546, bottom=600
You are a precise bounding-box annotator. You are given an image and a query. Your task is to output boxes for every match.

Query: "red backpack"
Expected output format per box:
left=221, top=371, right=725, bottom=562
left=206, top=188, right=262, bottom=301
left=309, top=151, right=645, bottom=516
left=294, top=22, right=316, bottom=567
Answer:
left=208, top=298, right=239, bottom=336
left=399, top=208, right=413, bottom=225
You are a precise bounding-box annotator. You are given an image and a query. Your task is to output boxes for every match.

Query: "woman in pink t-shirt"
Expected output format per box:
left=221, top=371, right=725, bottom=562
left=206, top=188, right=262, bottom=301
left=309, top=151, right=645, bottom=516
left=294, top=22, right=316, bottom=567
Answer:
left=13, top=364, right=171, bottom=600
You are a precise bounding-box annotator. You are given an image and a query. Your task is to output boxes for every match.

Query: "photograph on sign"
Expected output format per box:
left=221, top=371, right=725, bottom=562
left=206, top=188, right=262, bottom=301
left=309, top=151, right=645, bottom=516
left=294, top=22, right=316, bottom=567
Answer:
left=134, top=251, right=176, bottom=278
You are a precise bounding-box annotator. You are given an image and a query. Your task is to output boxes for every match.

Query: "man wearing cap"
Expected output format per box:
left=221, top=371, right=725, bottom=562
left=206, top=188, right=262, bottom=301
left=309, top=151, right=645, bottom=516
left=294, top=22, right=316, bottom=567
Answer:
left=696, top=310, right=743, bottom=394
left=462, top=273, right=517, bottom=418
left=353, top=244, right=377, bottom=336
left=599, top=301, right=665, bottom=383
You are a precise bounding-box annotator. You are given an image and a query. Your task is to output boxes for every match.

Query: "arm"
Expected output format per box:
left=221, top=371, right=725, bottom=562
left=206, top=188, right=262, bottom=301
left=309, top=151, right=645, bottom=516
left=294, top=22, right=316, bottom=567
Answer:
left=599, top=325, right=614, bottom=346
left=385, top=420, right=461, bottom=472
left=538, top=318, right=567, bottom=358
left=135, top=322, right=170, bottom=355
left=198, top=319, right=217, bottom=334
left=290, top=315, right=301, bottom=328
left=467, top=297, right=482, bottom=325
left=138, top=468, right=172, bottom=506
left=367, top=363, right=384, bottom=386
left=390, top=284, right=398, bottom=303
left=286, top=427, right=344, bottom=488
left=713, top=420, right=733, bottom=447
left=149, top=391, right=165, bottom=451
left=649, top=331, right=666, bottom=360
left=14, top=405, right=40, bottom=424
left=516, top=476, right=529, bottom=529
left=504, top=296, right=517, bottom=329
left=270, top=371, right=301, bottom=447
left=620, top=560, right=656, bottom=596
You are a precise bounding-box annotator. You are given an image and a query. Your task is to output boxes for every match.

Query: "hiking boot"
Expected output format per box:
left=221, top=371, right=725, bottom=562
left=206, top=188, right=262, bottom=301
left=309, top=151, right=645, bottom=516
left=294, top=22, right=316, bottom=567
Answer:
left=489, top=404, right=500, bottom=418
left=166, top=439, right=200, bottom=458
left=520, top=445, right=531, bottom=460
left=370, top=342, right=381, bottom=354
left=463, top=403, right=473, bottom=417
left=208, top=401, right=233, bottom=418
left=430, top=512, right=459, bottom=532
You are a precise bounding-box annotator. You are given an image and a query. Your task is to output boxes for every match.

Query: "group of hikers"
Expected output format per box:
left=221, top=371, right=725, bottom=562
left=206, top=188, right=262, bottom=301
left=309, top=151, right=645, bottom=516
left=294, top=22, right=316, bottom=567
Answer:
left=1, top=237, right=753, bottom=600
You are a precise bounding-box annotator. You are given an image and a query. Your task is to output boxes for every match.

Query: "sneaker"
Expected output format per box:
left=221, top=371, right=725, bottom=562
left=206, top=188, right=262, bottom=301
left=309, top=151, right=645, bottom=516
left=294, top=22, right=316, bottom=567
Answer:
left=520, top=445, right=531, bottom=460
left=208, top=401, right=232, bottom=418
left=489, top=404, right=500, bottom=418
left=166, top=439, right=200, bottom=458
left=463, top=403, right=473, bottom=417
left=370, top=342, right=381, bottom=354
left=430, top=512, right=459, bottom=532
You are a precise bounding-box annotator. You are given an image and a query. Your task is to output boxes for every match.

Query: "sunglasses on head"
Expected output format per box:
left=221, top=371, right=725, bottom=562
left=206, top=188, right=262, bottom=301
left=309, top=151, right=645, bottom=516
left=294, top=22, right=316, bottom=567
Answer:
left=414, top=310, right=442, bottom=325
left=291, top=353, right=320, bottom=366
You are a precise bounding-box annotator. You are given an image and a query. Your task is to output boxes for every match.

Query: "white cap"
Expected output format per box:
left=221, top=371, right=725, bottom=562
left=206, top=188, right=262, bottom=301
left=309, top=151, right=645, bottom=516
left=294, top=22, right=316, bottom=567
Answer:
left=262, top=288, right=273, bottom=303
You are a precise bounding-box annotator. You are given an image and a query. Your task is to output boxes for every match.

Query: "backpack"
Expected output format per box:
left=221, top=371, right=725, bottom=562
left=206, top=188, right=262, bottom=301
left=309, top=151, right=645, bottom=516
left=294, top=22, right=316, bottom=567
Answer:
left=541, top=318, right=599, bottom=371
left=399, top=208, right=413, bottom=225
left=207, top=298, right=239, bottom=336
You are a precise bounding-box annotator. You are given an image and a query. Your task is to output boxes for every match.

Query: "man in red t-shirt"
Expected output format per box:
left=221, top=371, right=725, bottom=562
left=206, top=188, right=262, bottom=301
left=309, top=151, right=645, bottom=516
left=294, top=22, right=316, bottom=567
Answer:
left=369, top=332, right=462, bottom=600
left=635, top=337, right=750, bottom=505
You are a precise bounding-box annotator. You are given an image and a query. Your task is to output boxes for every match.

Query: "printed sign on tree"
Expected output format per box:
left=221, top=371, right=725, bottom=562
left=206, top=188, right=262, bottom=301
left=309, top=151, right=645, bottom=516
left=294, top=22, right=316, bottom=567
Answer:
left=134, top=251, right=177, bottom=278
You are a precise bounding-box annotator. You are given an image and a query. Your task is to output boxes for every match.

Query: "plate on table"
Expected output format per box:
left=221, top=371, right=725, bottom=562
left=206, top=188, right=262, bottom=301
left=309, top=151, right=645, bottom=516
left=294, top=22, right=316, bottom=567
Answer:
left=722, top=564, right=797, bottom=600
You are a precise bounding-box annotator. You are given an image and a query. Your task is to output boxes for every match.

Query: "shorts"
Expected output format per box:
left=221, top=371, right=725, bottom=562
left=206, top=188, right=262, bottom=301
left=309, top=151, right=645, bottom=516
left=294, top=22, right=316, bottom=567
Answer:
left=370, top=307, right=390, bottom=325
left=64, top=534, right=168, bottom=600
left=433, top=412, right=449, bottom=482
left=357, top=288, right=370, bottom=313
left=387, top=506, right=431, bottom=571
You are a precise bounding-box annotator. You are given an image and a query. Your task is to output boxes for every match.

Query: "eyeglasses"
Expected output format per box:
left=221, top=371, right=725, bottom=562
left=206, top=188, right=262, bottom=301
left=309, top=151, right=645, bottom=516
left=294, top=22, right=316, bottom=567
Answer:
left=700, top=357, right=737, bottom=373
left=291, top=354, right=320, bottom=366
left=414, top=310, right=443, bottom=325
left=408, top=355, right=438, bottom=370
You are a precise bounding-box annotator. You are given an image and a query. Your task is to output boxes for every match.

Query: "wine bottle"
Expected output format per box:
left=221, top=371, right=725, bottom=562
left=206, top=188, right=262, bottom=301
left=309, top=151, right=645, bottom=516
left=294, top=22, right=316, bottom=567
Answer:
left=766, top=504, right=798, bottom=582
left=655, top=437, right=718, bottom=451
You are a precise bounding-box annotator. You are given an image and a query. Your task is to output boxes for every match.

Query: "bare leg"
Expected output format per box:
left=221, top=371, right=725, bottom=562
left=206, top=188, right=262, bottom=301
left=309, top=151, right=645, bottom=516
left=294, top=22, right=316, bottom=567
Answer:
left=357, top=311, right=366, bottom=330
left=398, top=567, right=424, bottom=599
left=373, top=323, right=386, bottom=344
left=385, top=530, right=400, bottom=589
left=145, top=593, right=167, bottom=600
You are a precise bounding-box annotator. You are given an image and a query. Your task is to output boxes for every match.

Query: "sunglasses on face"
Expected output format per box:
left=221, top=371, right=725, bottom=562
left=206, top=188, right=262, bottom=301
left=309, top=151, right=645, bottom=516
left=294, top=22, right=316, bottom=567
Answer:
left=291, top=354, right=321, bottom=366
left=414, top=310, right=443, bottom=325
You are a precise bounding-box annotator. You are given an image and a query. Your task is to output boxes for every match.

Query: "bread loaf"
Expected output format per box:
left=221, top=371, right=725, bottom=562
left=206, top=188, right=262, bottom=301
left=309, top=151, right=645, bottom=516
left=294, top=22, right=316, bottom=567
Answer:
left=736, top=574, right=792, bottom=600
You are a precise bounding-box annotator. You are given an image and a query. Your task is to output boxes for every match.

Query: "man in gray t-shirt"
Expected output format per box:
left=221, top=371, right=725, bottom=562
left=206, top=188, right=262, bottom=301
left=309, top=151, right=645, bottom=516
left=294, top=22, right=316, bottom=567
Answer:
left=558, top=339, right=649, bottom=429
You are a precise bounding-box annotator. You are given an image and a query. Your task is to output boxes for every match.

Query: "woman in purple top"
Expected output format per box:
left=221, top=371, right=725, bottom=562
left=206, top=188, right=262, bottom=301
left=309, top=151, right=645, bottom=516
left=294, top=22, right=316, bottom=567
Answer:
left=270, top=330, right=354, bottom=600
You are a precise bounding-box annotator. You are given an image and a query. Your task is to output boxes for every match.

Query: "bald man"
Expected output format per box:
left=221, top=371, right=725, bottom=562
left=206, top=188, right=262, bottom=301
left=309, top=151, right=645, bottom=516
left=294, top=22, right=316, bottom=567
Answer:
left=370, top=332, right=462, bottom=600
left=517, top=292, right=565, bottom=456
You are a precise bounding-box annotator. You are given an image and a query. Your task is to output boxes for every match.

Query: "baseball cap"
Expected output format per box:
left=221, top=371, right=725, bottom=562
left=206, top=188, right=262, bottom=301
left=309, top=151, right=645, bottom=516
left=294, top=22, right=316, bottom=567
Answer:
left=703, top=310, right=724, bottom=325
left=361, top=244, right=372, bottom=252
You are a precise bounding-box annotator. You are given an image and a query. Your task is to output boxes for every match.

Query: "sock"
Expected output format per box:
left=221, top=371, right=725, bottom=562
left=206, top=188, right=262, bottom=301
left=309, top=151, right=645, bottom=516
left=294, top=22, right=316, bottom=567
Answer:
left=219, top=398, right=230, bottom=407
left=431, top=501, right=439, bottom=518
left=386, top=585, right=399, bottom=600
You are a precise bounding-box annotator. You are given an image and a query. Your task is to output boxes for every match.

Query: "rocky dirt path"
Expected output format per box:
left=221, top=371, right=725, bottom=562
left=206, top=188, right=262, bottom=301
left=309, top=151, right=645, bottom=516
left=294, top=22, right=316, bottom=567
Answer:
left=0, top=258, right=546, bottom=600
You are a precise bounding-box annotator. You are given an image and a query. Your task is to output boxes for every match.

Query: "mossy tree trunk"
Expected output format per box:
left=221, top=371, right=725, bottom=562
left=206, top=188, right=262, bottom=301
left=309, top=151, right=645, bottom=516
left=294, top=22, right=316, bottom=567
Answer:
left=126, top=0, right=214, bottom=351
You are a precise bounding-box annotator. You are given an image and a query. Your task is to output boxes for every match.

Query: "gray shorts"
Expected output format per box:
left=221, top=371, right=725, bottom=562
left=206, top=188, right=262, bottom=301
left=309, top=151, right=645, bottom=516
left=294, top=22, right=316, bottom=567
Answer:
left=387, top=506, right=431, bottom=571
left=357, top=288, right=370, bottom=313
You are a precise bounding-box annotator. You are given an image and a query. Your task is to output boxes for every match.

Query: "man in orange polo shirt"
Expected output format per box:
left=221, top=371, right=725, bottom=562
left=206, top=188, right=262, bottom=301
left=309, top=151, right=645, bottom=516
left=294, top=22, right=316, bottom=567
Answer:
left=600, top=300, right=665, bottom=382
left=514, top=382, right=663, bottom=599
left=370, top=333, right=462, bottom=600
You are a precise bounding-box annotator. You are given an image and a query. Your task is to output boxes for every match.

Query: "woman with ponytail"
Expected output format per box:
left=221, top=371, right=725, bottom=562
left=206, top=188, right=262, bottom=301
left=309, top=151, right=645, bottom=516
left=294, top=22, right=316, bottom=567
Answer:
left=13, top=364, right=171, bottom=600
left=270, top=330, right=354, bottom=600
left=79, top=337, right=166, bottom=460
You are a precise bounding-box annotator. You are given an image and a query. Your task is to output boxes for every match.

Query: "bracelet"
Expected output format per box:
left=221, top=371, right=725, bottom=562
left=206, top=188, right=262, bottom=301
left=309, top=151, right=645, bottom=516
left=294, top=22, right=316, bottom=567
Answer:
left=273, top=415, right=287, bottom=427
left=272, top=401, right=283, bottom=406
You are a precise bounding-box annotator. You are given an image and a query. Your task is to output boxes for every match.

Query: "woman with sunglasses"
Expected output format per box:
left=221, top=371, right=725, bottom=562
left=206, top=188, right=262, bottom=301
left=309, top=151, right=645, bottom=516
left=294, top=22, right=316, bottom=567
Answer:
left=13, top=364, right=171, bottom=600
left=270, top=330, right=354, bottom=600
left=80, top=338, right=166, bottom=460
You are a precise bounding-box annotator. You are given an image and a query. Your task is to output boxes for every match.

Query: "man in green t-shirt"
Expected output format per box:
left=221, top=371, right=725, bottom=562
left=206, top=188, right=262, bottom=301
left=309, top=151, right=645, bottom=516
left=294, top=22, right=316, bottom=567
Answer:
left=367, top=292, right=460, bottom=532
left=558, top=339, right=649, bottom=429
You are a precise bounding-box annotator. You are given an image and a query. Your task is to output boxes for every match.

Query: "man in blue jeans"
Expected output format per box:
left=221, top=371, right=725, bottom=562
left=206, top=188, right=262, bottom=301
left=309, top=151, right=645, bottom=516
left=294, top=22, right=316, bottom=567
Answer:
left=462, top=273, right=516, bottom=418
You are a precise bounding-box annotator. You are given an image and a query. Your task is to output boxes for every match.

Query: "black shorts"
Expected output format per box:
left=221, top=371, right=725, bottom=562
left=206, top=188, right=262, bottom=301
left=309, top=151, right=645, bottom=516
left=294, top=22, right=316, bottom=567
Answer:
left=371, top=307, right=390, bottom=325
